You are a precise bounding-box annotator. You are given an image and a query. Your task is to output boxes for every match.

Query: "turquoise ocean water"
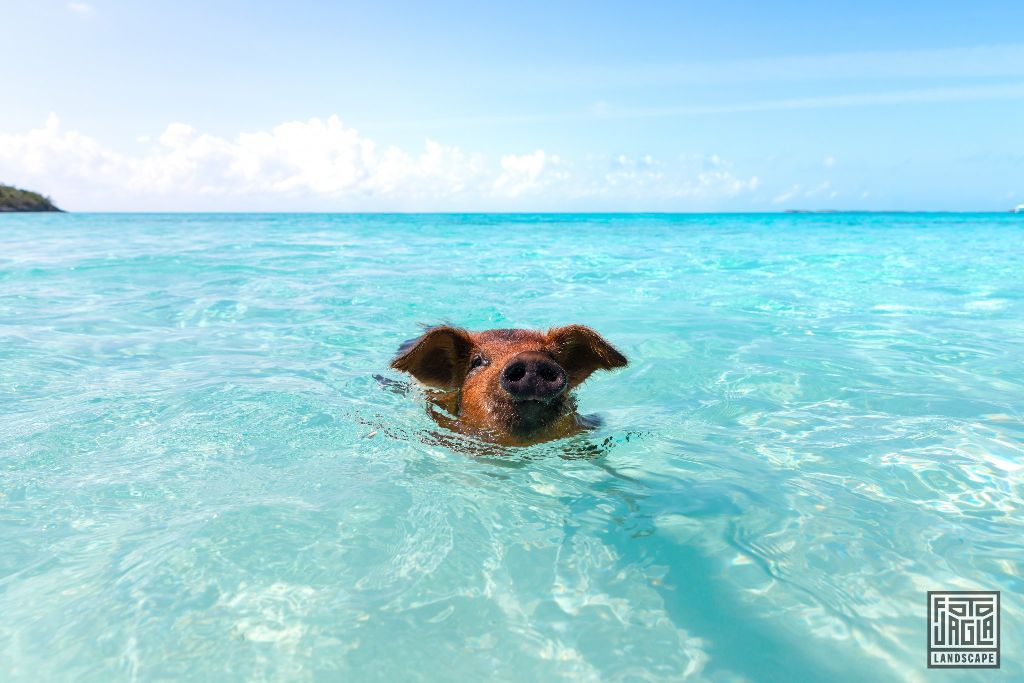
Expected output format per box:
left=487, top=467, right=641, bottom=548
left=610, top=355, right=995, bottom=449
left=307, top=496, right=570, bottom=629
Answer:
left=1, top=213, right=1022, bottom=681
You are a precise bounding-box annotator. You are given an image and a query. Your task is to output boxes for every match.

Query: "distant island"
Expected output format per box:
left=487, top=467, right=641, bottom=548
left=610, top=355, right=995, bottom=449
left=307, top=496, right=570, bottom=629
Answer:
left=0, top=184, right=63, bottom=212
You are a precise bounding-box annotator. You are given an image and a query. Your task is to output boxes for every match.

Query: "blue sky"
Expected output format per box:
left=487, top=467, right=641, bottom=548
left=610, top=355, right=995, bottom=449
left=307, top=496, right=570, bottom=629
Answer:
left=1, top=1, right=1023, bottom=210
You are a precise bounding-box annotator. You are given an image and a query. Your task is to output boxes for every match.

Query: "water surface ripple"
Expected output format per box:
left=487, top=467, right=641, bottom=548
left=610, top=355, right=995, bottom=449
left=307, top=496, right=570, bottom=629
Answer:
left=1, top=213, right=1022, bottom=681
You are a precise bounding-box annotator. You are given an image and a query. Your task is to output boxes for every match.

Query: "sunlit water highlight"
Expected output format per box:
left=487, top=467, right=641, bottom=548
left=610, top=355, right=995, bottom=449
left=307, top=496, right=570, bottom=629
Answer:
left=1, top=213, right=1022, bottom=681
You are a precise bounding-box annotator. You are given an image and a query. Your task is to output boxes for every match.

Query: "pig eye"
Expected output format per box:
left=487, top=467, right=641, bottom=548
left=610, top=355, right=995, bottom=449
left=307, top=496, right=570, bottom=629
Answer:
left=469, top=354, right=488, bottom=371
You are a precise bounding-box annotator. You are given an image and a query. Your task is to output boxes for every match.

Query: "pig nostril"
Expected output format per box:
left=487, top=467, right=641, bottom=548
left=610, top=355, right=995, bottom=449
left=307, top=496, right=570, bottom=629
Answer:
left=500, top=355, right=566, bottom=399
left=537, top=365, right=558, bottom=382
left=503, top=362, right=526, bottom=383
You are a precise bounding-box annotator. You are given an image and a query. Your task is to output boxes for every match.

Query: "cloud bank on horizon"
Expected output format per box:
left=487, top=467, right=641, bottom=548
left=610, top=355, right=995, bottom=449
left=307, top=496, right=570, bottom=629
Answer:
left=0, top=115, right=762, bottom=211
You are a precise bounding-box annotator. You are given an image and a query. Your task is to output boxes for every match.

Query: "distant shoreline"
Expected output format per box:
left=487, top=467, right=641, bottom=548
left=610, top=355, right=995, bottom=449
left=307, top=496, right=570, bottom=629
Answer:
left=0, top=184, right=63, bottom=212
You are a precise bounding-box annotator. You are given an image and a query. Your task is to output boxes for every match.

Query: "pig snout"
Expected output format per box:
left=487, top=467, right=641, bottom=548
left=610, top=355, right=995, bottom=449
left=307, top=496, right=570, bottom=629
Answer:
left=499, top=352, right=567, bottom=402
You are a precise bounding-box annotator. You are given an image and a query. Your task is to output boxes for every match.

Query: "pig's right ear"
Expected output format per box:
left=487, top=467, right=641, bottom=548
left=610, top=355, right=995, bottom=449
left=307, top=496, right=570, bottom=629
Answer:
left=547, top=325, right=628, bottom=388
left=390, top=326, right=474, bottom=389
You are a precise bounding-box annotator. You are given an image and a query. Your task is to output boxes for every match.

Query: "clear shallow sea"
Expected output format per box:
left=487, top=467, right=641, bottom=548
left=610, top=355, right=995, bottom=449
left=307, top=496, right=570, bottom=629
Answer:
left=1, top=212, right=1022, bottom=682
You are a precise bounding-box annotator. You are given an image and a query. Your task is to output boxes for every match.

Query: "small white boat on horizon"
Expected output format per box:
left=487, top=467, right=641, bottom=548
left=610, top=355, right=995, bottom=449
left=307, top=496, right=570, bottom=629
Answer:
left=1015, top=204, right=1024, bottom=213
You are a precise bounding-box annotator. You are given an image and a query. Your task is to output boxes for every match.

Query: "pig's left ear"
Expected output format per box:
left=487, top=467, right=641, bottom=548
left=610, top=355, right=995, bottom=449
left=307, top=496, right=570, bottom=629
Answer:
left=547, top=325, right=628, bottom=388
left=391, top=326, right=474, bottom=389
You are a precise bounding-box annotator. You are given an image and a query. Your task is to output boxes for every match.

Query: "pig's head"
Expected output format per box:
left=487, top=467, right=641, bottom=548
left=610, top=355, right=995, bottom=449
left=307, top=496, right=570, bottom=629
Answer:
left=391, top=325, right=627, bottom=443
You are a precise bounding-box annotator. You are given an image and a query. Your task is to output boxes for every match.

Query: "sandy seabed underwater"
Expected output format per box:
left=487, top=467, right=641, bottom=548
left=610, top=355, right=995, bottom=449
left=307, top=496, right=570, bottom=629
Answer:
left=1, top=212, right=1022, bottom=681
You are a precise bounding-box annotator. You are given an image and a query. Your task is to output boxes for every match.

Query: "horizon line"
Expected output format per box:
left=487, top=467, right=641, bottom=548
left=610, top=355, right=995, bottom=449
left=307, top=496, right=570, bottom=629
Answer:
left=6, top=209, right=1023, bottom=216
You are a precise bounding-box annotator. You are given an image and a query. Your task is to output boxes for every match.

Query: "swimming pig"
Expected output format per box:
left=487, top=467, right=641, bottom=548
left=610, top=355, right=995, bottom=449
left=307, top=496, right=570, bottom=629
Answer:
left=391, top=325, right=627, bottom=445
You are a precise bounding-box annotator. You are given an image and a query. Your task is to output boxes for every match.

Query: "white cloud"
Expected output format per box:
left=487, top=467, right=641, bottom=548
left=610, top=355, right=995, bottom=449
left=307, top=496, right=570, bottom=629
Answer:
left=805, top=180, right=833, bottom=197
left=695, top=170, right=760, bottom=196
left=772, top=180, right=838, bottom=205
left=565, top=153, right=761, bottom=203
left=0, top=114, right=488, bottom=205
left=0, top=114, right=762, bottom=210
left=67, top=2, right=93, bottom=14
left=494, top=150, right=566, bottom=197
left=383, top=82, right=1024, bottom=131
left=823, top=156, right=836, bottom=168
left=542, top=44, right=1024, bottom=89
left=773, top=185, right=802, bottom=204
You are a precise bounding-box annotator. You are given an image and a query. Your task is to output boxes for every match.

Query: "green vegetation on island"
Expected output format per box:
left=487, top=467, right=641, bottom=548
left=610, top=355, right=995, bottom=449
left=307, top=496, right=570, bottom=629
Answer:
left=0, top=184, right=63, bottom=212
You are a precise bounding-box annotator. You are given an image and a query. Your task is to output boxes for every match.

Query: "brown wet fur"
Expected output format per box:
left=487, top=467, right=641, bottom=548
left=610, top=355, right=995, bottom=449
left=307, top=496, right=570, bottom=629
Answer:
left=391, top=325, right=628, bottom=446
